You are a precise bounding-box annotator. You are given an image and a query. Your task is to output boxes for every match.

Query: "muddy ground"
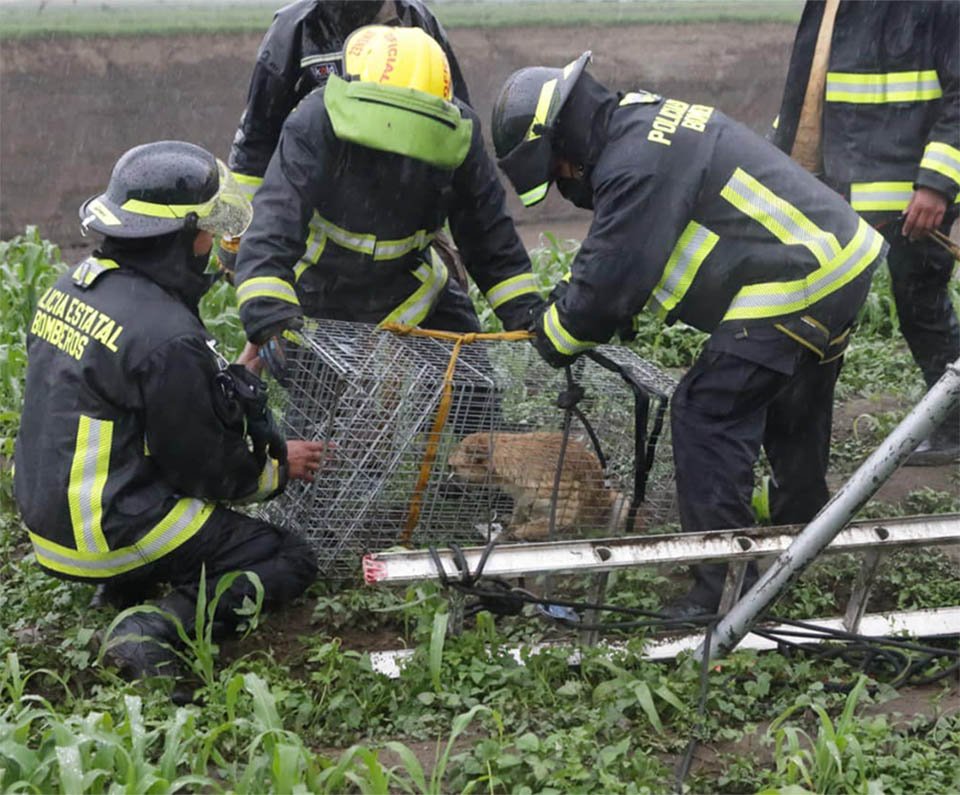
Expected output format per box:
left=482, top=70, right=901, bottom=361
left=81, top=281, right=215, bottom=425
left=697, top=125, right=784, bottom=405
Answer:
left=0, top=22, right=797, bottom=245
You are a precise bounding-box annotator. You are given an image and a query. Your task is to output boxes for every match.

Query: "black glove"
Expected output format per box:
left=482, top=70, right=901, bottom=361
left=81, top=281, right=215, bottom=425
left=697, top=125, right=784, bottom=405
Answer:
left=530, top=304, right=578, bottom=369
left=214, top=364, right=287, bottom=466
left=256, top=319, right=304, bottom=386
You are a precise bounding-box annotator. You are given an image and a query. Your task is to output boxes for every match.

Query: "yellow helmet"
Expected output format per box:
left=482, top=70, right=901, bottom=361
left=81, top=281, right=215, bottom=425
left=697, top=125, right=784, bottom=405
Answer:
left=343, top=25, right=452, bottom=101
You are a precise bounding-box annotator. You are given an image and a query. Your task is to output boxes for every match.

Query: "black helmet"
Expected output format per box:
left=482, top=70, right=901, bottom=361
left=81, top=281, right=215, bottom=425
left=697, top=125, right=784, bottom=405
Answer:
left=492, top=52, right=591, bottom=207
left=79, top=141, right=251, bottom=239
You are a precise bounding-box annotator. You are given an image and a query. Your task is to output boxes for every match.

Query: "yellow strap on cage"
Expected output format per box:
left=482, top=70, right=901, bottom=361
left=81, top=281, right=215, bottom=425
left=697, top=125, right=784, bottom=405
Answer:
left=379, top=323, right=534, bottom=545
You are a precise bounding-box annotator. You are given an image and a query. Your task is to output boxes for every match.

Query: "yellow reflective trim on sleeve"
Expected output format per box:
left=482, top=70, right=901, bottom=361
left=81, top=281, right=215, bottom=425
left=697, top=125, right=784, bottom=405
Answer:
left=519, top=182, right=550, bottom=207
left=542, top=304, right=599, bottom=357
left=920, top=142, right=960, bottom=186
left=67, top=415, right=112, bottom=554
left=236, top=276, right=301, bottom=307
left=379, top=249, right=449, bottom=327
left=235, top=457, right=282, bottom=504
left=527, top=79, right=558, bottom=141
left=721, top=167, right=840, bottom=267
left=772, top=115, right=779, bottom=130
left=723, top=218, right=884, bottom=321
left=825, top=70, right=942, bottom=103
left=231, top=172, right=263, bottom=203
left=850, top=181, right=914, bottom=212
left=485, top=273, right=539, bottom=310
left=648, top=221, right=719, bottom=319
left=30, top=498, right=215, bottom=579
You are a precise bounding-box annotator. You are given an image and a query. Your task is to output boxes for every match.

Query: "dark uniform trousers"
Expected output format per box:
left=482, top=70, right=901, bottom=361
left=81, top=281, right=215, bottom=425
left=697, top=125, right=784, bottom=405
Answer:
left=671, top=334, right=841, bottom=607
left=883, top=219, right=960, bottom=391
left=100, top=507, right=317, bottom=630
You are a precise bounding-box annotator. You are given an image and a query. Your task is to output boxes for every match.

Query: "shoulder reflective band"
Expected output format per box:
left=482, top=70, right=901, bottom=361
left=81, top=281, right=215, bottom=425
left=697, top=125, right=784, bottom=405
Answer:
left=825, top=70, right=942, bottom=103
left=379, top=249, right=449, bottom=327
left=850, top=181, right=914, bottom=212
left=527, top=78, right=558, bottom=141
left=231, top=171, right=264, bottom=204
left=68, top=415, right=112, bottom=554
left=485, top=272, right=539, bottom=311
left=721, top=167, right=840, bottom=267
left=647, top=221, right=719, bottom=319
left=236, top=276, right=301, bottom=307
left=542, top=303, right=599, bottom=357
left=72, top=257, right=119, bottom=288
left=29, top=498, right=215, bottom=579
left=920, top=142, right=960, bottom=187
left=724, top=217, right=884, bottom=321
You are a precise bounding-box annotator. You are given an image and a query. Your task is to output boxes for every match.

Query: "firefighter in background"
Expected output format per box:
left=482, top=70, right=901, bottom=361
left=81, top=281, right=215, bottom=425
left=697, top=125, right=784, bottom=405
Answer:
left=14, top=142, right=324, bottom=679
left=492, top=55, right=888, bottom=618
left=234, top=26, right=542, bottom=379
left=222, top=0, right=470, bottom=280
left=772, top=0, right=960, bottom=465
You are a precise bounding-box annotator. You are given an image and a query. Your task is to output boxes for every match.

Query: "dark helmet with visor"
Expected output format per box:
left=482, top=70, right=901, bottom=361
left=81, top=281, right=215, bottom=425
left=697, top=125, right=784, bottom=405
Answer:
left=79, top=140, right=252, bottom=239
left=492, top=52, right=591, bottom=207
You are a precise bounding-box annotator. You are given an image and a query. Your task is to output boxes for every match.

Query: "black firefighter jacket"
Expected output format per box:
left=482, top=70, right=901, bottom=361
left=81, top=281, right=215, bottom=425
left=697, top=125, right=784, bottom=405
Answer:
left=228, top=0, right=469, bottom=192
left=538, top=88, right=888, bottom=370
left=771, top=0, right=960, bottom=224
left=14, top=256, right=282, bottom=581
left=234, top=85, right=542, bottom=343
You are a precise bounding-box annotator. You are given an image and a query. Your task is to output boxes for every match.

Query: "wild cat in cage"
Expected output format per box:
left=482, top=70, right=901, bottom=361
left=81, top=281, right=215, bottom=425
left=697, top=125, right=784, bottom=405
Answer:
left=447, top=431, right=630, bottom=541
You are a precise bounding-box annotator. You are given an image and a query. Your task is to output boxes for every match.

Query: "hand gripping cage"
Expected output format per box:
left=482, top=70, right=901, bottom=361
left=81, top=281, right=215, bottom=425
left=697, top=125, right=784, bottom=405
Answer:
left=261, top=319, right=678, bottom=578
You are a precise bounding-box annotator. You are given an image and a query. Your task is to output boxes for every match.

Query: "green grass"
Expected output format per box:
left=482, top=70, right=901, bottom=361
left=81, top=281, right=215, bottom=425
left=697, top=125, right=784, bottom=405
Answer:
left=1, top=229, right=958, bottom=793
left=0, top=0, right=803, bottom=40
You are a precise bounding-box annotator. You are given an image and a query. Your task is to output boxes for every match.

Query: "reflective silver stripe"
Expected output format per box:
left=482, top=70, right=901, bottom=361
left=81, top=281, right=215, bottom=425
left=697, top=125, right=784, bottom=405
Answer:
left=650, top=222, right=718, bottom=317
left=725, top=220, right=881, bottom=316
left=382, top=253, right=449, bottom=327
left=825, top=71, right=942, bottom=103
left=485, top=273, right=539, bottom=310
left=301, top=52, right=342, bottom=68
left=723, top=169, right=839, bottom=266
left=33, top=499, right=211, bottom=574
left=374, top=229, right=435, bottom=260
left=71, top=417, right=108, bottom=553
left=236, top=276, right=300, bottom=306
left=849, top=182, right=913, bottom=211
left=542, top=304, right=596, bottom=356
left=309, top=214, right=436, bottom=261
left=312, top=215, right=376, bottom=255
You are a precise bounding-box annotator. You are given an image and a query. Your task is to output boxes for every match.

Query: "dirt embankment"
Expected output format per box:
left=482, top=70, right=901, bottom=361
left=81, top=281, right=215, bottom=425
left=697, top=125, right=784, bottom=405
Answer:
left=0, top=23, right=797, bottom=247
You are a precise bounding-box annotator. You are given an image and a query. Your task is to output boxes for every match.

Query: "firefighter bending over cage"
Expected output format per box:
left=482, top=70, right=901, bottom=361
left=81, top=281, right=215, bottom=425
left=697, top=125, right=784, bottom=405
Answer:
left=221, top=0, right=471, bottom=279
left=772, top=0, right=960, bottom=465
left=233, top=25, right=543, bottom=381
left=492, top=54, right=889, bottom=619
left=14, top=142, right=325, bottom=680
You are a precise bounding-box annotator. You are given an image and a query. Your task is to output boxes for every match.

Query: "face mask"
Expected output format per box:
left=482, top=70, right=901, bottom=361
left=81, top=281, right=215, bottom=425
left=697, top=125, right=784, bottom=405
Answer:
left=556, top=176, right=594, bottom=210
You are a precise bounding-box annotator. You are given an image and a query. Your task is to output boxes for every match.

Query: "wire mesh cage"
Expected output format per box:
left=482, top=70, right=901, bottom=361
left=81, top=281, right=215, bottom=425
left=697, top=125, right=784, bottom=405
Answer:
left=261, top=319, right=678, bottom=577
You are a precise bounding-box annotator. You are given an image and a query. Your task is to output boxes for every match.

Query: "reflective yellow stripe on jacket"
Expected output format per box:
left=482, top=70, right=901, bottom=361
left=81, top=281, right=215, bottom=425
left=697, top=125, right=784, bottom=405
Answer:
left=825, top=70, right=942, bottom=103
left=721, top=167, right=883, bottom=320
left=379, top=248, right=449, bottom=327
left=32, top=414, right=215, bottom=578
left=237, top=276, right=301, bottom=307
left=851, top=177, right=960, bottom=212
left=920, top=142, right=960, bottom=187
left=231, top=172, right=264, bottom=204
left=485, top=273, right=539, bottom=310
left=30, top=499, right=214, bottom=579
left=647, top=221, right=719, bottom=319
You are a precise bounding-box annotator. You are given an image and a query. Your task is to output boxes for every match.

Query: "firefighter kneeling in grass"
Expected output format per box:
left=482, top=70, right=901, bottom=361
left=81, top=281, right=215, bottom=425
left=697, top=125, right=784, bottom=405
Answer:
left=492, top=54, right=889, bottom=619
left=14, top=141, right=325, bottom=680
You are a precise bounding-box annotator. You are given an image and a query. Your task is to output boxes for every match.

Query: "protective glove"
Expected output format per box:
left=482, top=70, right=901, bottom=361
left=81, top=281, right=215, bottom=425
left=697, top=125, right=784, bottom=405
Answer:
left=530, top=304, right=578, bottom=369
left=215, top=235, right=241, bottom=285
left=256, top=319, right=304, bottom=386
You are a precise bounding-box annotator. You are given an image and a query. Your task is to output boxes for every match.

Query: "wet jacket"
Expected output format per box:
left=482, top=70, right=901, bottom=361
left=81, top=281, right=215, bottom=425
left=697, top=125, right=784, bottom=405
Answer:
left=771, top=0, right=960, bottom=223
left=537, top=81, right=888, bottom=370
left=14, top=253, right=283, bottom=581
left=235, top=79, right=541, bottom=343
left=229, top=0, right=469, bottom=195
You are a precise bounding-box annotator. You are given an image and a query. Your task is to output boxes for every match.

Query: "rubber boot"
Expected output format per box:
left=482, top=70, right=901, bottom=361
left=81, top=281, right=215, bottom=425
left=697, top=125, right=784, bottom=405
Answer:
left=102, top=591, right=195, bottom=680
left=905, top=409, right=960, bottom=467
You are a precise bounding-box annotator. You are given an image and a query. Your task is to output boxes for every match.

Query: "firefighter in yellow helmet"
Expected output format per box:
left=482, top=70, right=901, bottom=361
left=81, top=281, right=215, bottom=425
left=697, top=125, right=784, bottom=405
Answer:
left=234, top=25, right=542, bottom=380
